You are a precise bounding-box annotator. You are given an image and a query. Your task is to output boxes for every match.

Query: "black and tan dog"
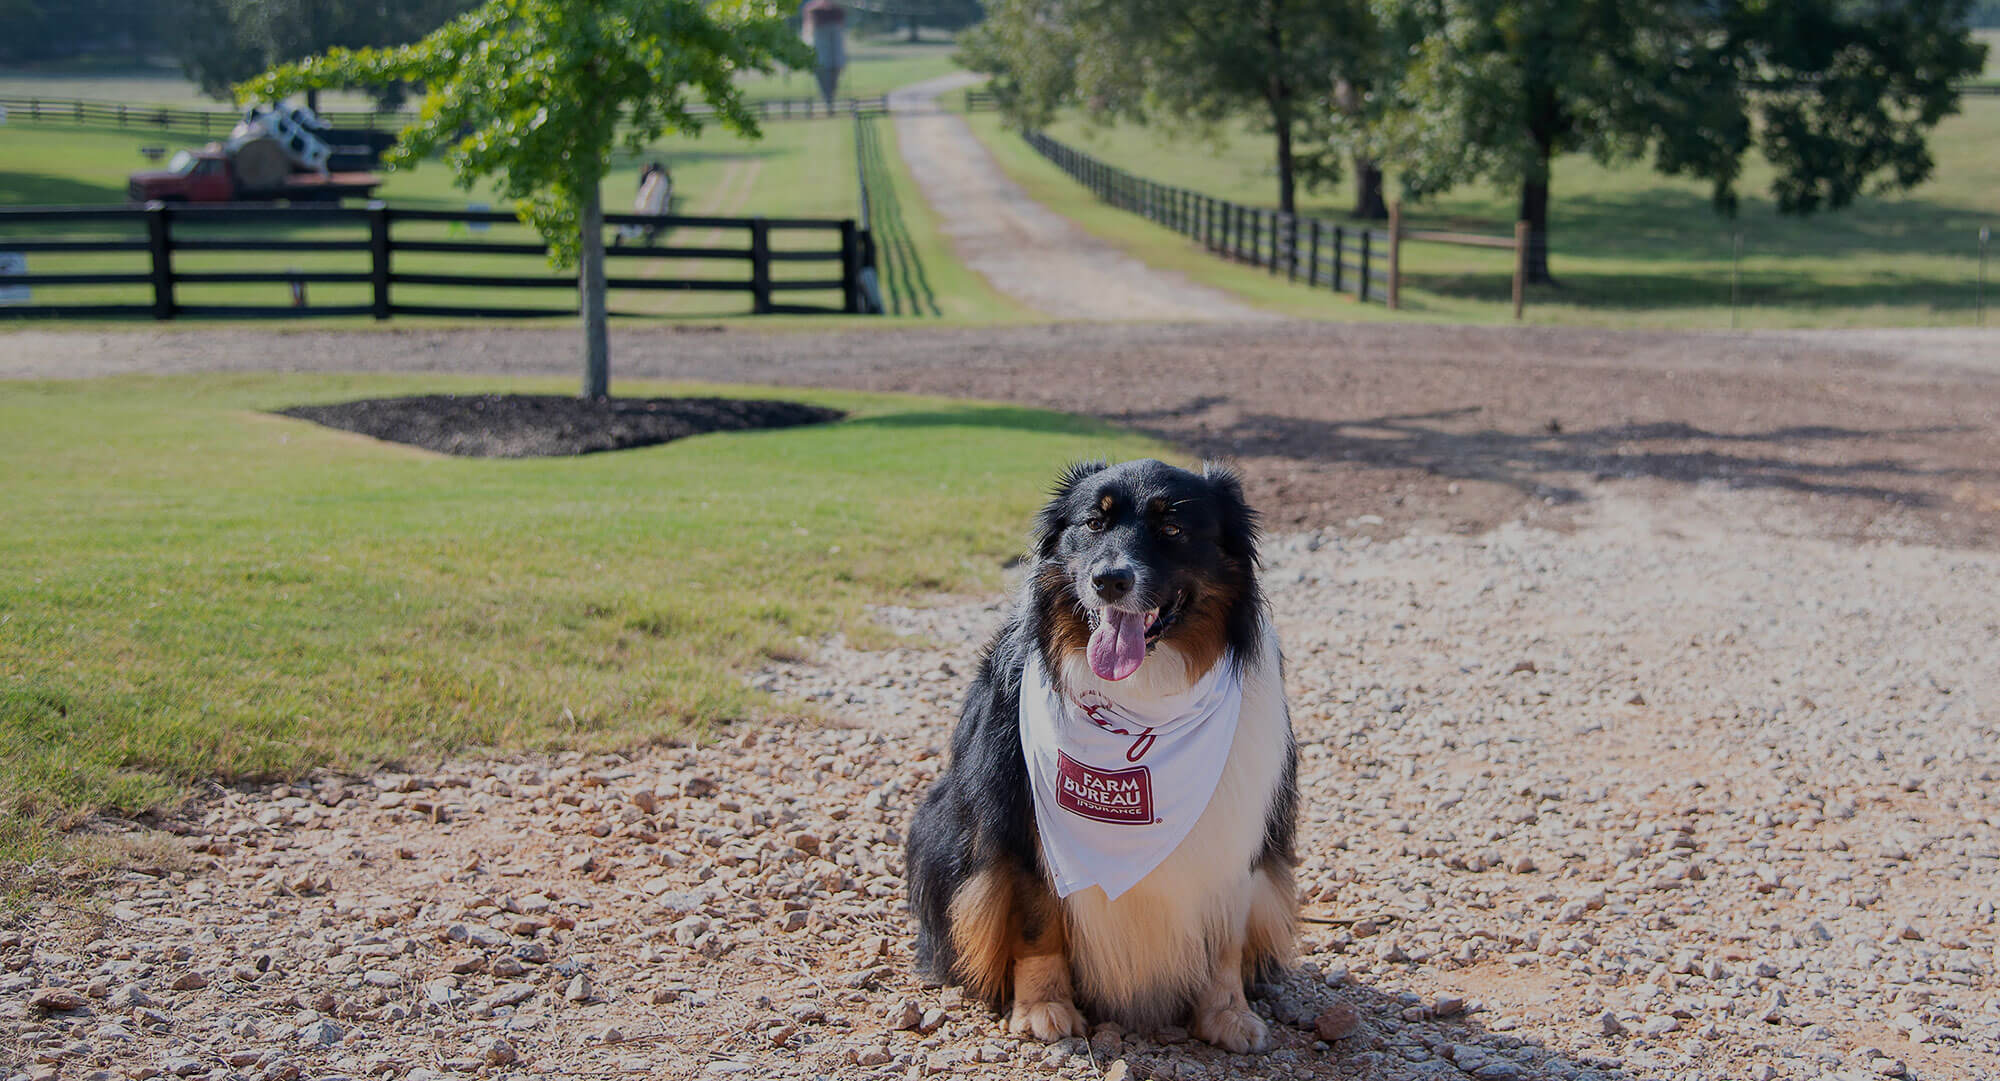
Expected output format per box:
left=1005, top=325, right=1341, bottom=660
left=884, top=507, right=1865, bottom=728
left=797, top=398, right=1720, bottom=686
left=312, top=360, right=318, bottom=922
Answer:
left=905, top=459, right=1297, bottom=1052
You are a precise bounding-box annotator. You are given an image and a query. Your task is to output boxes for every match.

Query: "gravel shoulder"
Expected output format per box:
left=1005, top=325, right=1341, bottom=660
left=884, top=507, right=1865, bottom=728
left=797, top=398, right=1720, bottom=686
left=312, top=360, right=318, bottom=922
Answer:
left=7, top=486, right=1996, bottom=1081
left=3, top=322, right=1997, bottom=1080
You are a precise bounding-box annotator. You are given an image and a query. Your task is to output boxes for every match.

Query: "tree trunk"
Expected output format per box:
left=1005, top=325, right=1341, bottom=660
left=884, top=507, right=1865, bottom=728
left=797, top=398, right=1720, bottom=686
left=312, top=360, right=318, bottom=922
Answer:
left=906, top=17, right=919, bottom=42
left=1352, top=157, right=1387, bottom=220
left=1518, top=150, right=1553, bottom=285
left=580, top=185, right=610, bottom=398
left=1271, top=99, right=1296, bottom=215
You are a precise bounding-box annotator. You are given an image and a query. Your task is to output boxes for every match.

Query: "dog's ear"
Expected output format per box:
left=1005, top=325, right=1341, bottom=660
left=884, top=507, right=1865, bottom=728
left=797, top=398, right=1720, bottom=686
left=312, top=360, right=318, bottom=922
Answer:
left=1200, top=460, right=1260, bottom=564
left=1033, top=459, right=1108, bottom=558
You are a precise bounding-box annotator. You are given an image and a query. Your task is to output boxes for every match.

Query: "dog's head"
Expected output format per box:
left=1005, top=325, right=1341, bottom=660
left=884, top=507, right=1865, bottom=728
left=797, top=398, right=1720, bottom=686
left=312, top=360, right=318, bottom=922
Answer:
left=1032, top=458, right=1261, bottom=684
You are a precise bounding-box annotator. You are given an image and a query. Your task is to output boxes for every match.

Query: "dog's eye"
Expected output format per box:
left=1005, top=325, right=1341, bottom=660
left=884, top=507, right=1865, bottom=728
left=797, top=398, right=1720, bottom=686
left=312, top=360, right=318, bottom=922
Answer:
left=1085, top=516, right=1108, bottom=533
left=1159, top=523, right=1182, bottom=538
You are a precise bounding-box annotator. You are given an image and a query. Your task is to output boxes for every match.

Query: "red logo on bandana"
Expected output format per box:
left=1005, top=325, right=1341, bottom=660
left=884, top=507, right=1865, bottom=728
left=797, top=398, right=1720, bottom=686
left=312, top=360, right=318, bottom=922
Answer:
left=1073, top=692, right=1159, bottom=762
left=1055, top=751, right=1155, bottom=825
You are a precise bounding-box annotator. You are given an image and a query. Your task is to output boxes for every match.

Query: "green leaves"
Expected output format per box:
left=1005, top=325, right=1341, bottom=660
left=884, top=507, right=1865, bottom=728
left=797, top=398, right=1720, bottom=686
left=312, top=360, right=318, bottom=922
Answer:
left=238, top=0, right=810, bottom=268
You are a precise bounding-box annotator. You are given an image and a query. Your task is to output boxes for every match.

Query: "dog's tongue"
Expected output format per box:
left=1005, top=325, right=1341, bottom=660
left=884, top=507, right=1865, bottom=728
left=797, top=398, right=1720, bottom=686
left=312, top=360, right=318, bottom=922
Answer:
left=1088, top=608, right=1148, bottom=681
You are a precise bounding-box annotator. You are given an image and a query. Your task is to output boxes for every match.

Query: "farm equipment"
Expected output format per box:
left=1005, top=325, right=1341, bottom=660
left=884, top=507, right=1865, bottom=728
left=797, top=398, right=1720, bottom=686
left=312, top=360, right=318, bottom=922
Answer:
left=127, top=103, right=388, bottom=205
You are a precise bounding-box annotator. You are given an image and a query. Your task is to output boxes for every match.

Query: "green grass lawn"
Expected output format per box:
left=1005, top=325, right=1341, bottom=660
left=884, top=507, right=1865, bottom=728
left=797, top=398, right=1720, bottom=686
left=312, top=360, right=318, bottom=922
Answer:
left=0, top=372, right=1165, bottom=862
left=735, top=38, right=963, bottom=102
left=1001, top=94, right=2000, bottom=329
left=0, top=38, right=961, bottom=110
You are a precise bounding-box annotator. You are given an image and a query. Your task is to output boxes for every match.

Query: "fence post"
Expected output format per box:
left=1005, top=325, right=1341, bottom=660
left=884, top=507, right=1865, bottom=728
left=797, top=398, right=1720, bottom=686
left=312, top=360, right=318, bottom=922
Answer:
left=1307, top=219, right=1321, bottom=288
left=1267, top=212, right=1278, bottom=275
left=840, top=219, right=860, bottom=314
left=1980, top=225, right=1990, bottom=328
left=1512, top=220, right=1529, bottom=321
left=750, top=217, right=772, bottom=315
left=1387, top=200, right=1402, bottom=310
left=1333, top=226, right=1345, bottom=293
left=1286, top=215, right=1298, bottom=282
left=145, top=201, right=175, bottom=321
left=1358, top=229, right=1372, bottom=302
left=368, top=201, right=392, bottom=321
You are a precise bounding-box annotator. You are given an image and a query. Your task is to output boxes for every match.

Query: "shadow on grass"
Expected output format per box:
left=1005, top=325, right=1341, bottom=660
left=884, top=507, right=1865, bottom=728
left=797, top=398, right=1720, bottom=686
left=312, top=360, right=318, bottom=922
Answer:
left=1415, top=268, right=1988, bottom=313
left=0, top=170, right=132, bottom=207
left=846, top=406, right=1121, bottom=438
left=1408, top=185, right=1997, bottom=264
left=1110, top=403, right=1983, bottom=508
left=857, top=115, right=940, bottom=317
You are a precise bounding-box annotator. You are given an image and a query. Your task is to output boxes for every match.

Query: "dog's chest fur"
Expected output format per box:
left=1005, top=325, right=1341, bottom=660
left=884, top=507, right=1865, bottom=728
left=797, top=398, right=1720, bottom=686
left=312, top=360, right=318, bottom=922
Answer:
left=1051, top=621, right=1292, bottom=1024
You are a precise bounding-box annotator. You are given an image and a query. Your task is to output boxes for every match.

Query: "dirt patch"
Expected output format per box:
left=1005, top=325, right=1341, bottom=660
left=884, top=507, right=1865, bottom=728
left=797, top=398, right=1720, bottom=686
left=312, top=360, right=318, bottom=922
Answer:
left=276, top=394, right=845, bottom=457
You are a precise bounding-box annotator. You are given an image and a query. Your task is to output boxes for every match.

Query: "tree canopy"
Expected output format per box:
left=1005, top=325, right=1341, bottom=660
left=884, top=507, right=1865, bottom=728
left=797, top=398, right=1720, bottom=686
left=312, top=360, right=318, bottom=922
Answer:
left=168, top=0, right=477, bottom=109
left=1377, top=0, right=1989, bottom=282
left=241, top=0, right=809, bottom=397
left=960, top=0, right=1383, bottom=215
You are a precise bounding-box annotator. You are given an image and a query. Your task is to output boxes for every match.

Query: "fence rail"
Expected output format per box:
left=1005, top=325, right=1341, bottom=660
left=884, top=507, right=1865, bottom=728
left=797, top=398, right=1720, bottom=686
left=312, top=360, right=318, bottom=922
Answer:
left=0, top=203, right=875, bottom=320
left=0, top=94, right=890, bottom=135
left=1023, top=130, right=1397, bottom=305
left=1022, top=131, right=1540, bottom=316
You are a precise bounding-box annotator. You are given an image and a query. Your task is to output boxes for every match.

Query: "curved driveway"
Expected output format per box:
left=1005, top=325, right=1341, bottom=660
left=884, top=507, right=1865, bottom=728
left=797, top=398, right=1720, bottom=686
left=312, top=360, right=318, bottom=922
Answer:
left=887, top=73, right=1270, bottom=321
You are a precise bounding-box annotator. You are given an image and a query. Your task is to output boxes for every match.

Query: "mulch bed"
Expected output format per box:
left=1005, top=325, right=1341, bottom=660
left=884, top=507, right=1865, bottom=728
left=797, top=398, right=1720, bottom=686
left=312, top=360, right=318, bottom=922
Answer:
left=277, top=394, right=845, bottom=458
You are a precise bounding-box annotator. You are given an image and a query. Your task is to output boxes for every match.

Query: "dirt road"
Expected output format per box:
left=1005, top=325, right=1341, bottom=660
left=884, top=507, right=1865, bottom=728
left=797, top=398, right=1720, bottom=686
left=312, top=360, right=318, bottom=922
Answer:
left=7, top=322, right=1995, bottom=550
left=886, top=74, right=1269, bottom=321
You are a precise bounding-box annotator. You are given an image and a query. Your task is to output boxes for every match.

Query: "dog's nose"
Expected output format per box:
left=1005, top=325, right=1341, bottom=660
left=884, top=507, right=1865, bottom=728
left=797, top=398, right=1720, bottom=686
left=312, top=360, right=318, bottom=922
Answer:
left=1091, top=567, right=1135, bottom=603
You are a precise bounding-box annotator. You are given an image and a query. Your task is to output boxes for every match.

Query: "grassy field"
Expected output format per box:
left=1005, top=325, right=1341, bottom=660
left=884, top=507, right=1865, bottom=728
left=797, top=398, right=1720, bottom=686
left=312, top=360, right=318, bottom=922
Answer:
left=995, top=92, right=2000, bottom=329
left=0, top=372, right=1165, bottom=862
left=735, top=39, right=962, bottom=102
left=0, top=36, right=959, bottom=110
left=0, top=107, right=1028, bottom=324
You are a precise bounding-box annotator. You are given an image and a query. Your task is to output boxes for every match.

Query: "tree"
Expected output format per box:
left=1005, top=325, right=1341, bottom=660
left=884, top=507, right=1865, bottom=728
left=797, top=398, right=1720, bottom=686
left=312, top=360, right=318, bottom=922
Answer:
left=165, top=0, right=477, bottom=110
left=1378, top=0, right=1989, bottom=283
left=960, top=0, right=1380, bottom=216
left=241, top=0, right=809, bottom=398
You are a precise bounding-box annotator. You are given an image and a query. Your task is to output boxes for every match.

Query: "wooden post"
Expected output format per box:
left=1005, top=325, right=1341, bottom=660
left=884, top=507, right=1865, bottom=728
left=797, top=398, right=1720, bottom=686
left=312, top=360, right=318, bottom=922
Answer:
left=1512, top=220, right=1529, bottom=321
left=750, top=217, right=772, bottom=315
left=1307, top=219, right=1321, bottom=287
left=1387, top=201, right=1402, bottom=310
left=840, top=219, right=860, bottom=314
left=1358, top=229, right=1372, bottom=302
left=145, top=201, right=175, bottom=321
left=368, top=201, right=391, bottom=320
left=1286, top=216, right=1298, bottom=282
left=1332, top=225, right=1345, bottom=293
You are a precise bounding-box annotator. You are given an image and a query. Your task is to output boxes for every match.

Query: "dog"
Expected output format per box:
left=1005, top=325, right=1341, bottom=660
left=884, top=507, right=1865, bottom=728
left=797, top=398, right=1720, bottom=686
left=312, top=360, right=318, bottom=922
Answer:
left=905, top=458, right=1297, bottom=1053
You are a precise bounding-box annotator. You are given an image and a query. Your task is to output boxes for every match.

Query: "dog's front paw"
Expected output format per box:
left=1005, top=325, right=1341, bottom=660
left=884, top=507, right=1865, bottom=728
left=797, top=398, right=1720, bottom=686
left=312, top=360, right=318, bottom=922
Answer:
left=1008, top=998, right=1087, bottom=1042
left=1193, top=1003, right=1271, bottom=1054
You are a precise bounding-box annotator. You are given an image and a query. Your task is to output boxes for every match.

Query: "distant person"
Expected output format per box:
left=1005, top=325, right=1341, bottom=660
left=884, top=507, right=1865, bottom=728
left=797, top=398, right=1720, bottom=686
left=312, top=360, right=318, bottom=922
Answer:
left=617, top=161, right=673, bottom=246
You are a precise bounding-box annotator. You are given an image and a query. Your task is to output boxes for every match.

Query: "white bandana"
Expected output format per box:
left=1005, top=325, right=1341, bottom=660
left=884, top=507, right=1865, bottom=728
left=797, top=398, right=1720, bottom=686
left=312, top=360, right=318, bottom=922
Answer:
left=1019, top=650, right=1242, bottom=901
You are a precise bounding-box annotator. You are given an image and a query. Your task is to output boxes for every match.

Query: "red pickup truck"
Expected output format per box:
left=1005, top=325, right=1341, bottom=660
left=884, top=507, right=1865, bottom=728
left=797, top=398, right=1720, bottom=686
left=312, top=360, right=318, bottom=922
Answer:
left=127, top=146, right=381, bottom=205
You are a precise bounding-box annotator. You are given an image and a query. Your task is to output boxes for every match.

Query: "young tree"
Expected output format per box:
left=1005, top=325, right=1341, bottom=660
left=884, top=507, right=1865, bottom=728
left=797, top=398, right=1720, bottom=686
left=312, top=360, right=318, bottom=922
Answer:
left=1378, top=0, right=1988, bottom=284
left=960, top=0, right=1380, bottom=216
left=240, top=0, right=809, bottom=399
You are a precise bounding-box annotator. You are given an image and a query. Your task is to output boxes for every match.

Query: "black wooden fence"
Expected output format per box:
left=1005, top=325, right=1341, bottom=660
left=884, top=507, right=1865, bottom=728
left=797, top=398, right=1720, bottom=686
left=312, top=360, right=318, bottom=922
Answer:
left=1023, top=130, right=1396, bottom=305
left=0, top=204, right=874, bottom=320
left=0, top=94, right=890, bottom=136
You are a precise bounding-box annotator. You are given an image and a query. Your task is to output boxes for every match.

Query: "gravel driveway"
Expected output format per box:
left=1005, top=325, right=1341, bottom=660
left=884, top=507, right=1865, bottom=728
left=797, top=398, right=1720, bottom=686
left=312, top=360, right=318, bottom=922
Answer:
left=3, top=323, right=1997, bottom=1080
left=886, top=75, right=1269, bottom=321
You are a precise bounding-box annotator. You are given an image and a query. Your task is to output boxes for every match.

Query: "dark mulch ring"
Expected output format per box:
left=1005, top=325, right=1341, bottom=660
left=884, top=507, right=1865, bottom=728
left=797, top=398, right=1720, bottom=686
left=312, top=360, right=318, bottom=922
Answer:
left=276, top=394, right=846, bottom=458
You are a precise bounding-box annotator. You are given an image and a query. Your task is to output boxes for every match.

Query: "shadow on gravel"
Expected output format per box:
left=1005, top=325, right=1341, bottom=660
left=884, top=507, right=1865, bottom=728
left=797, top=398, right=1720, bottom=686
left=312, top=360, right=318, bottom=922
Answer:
left=1085, top=967, right=1647, bottom=1080
left=1114, top=401, right=1982, bottom=508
